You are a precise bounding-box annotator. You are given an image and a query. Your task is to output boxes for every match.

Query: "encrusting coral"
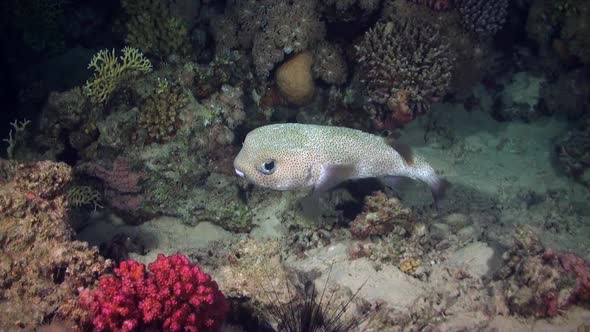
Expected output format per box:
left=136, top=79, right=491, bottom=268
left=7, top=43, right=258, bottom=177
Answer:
left=83, top=47, right=152, bottom=105
left=276, top=51, right=316, bottom=105
left=356, top=20, right=453, bottom=127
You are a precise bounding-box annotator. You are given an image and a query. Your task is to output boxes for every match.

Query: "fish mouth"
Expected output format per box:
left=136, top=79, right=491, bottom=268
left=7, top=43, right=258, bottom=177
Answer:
left=235, top=168, right=245, bottom=178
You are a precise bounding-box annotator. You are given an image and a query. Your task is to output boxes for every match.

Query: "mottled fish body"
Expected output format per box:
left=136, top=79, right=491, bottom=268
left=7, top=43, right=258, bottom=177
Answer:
left=234, top=123, right=448, bottom=206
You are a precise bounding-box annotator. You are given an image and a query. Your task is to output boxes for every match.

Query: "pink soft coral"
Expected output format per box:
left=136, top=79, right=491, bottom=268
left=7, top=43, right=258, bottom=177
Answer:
left=80, top=254, right=228, bottom=332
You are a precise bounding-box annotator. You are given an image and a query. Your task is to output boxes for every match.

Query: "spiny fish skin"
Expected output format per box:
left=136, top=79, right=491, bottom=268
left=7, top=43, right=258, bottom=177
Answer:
left=233, top=123, right=448, bottom=203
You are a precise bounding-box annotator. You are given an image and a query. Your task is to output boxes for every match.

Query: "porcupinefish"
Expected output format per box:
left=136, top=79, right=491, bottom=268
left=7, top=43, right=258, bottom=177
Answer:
left=233, top=123, right=449, bottom=212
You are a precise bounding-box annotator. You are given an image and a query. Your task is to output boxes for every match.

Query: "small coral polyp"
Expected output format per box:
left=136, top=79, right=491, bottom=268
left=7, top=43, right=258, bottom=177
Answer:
left=80, top=254, right=228, bottom=332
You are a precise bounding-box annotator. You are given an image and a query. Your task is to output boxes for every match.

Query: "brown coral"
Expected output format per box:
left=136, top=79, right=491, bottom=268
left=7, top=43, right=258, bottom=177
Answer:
left=0, top=159, right=112, bottom=330
left=276, top=50, right=316, bottom=105
left=136, top=84, right=189, bottom=144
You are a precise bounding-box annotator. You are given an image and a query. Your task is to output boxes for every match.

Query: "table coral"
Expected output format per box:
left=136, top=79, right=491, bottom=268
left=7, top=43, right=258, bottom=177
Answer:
left=356, top=20, right=453, bottom=127
left=0, top=160, right=112, bottom=330
left=80, top=254, right=228, bottom=332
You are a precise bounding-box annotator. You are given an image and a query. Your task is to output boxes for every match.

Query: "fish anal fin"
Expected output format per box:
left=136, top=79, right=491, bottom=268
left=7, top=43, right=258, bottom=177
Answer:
left=385, top=138, right=414, bottom=166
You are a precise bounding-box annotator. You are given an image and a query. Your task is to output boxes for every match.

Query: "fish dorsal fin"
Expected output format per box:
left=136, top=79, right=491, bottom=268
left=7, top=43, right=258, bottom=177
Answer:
left=384, top=138, right=414, bottom=166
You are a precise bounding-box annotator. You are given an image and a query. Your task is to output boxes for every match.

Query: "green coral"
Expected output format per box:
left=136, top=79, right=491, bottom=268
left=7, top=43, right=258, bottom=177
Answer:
left=66, top=185, right=102, bottom=210
left=122, top=0, right=190, bottom=58
left=136, top=83, right=189, bottom=144
left=83, top=47, right=152, bottom=105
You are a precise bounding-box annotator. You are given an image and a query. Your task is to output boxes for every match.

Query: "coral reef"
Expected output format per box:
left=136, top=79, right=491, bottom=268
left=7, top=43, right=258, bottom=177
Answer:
left=83, top=47, right=152, bottom=105
left=37, top=87, right=94, bottom=158
left=454, top=0, right=509, bottom=38
left=319, top=0, right=381, bottom=23
left=527, top=0, right=590, bottom=64
left=312, top=41, right=348, bottom=85
left=212, top=0, right=325, bottom=78
left=555, top=117, right=590, bottom=187
left=121, top=0, right=190, bottom=58
left=356, top=20, right=453, bottom=127
left=276, top=51, right=316, bottom=105
left=495, top=226, right=590, bottom=317
left=80, top=254, right=228, bottom=332
left=0, top=160, right=112, bottom=330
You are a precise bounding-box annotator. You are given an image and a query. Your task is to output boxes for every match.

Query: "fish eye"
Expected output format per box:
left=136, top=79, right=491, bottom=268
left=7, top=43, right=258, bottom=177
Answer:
left=260, top=160, right=276, bottom=175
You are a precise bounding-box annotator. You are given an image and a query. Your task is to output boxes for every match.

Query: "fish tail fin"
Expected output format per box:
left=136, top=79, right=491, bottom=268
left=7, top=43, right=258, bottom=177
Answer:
left=430, top=177, right=450, bottom=210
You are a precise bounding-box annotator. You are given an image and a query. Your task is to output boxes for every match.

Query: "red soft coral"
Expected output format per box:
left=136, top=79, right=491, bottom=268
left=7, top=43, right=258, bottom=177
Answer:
left=80, top=254, right=228, bottom=332
left=79, top=260, right=146, bottom=332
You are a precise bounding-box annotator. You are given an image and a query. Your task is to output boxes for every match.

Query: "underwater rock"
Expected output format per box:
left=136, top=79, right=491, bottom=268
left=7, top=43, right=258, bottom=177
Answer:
left=492, top=72, right=544, bottom=122
left=555, top=117, right=590, bottom=187
left=350, top=191, right=414, bottom=239
left=495, top=225, right=590, bottom=317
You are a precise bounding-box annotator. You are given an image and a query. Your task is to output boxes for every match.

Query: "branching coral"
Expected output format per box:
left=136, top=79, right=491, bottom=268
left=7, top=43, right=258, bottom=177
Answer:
left=122, top=0, right=190, bottom=58
left=356, top=20, right=453, bottom=127
left=83, top=47, right=152, bottom=105
left=454, top=0, right=509, bottom=38
left=136, top=83, right=189, bottom=144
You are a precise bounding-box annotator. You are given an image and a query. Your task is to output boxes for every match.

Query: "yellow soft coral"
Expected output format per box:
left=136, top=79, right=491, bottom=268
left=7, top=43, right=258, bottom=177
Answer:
left=83, top=47, right=152, bottom=105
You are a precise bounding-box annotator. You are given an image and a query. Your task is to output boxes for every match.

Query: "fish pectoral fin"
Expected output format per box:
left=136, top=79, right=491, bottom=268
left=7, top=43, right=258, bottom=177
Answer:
left=315, top=164, right=356, bottom=193
left=382, top=175, right=408, bottom=195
